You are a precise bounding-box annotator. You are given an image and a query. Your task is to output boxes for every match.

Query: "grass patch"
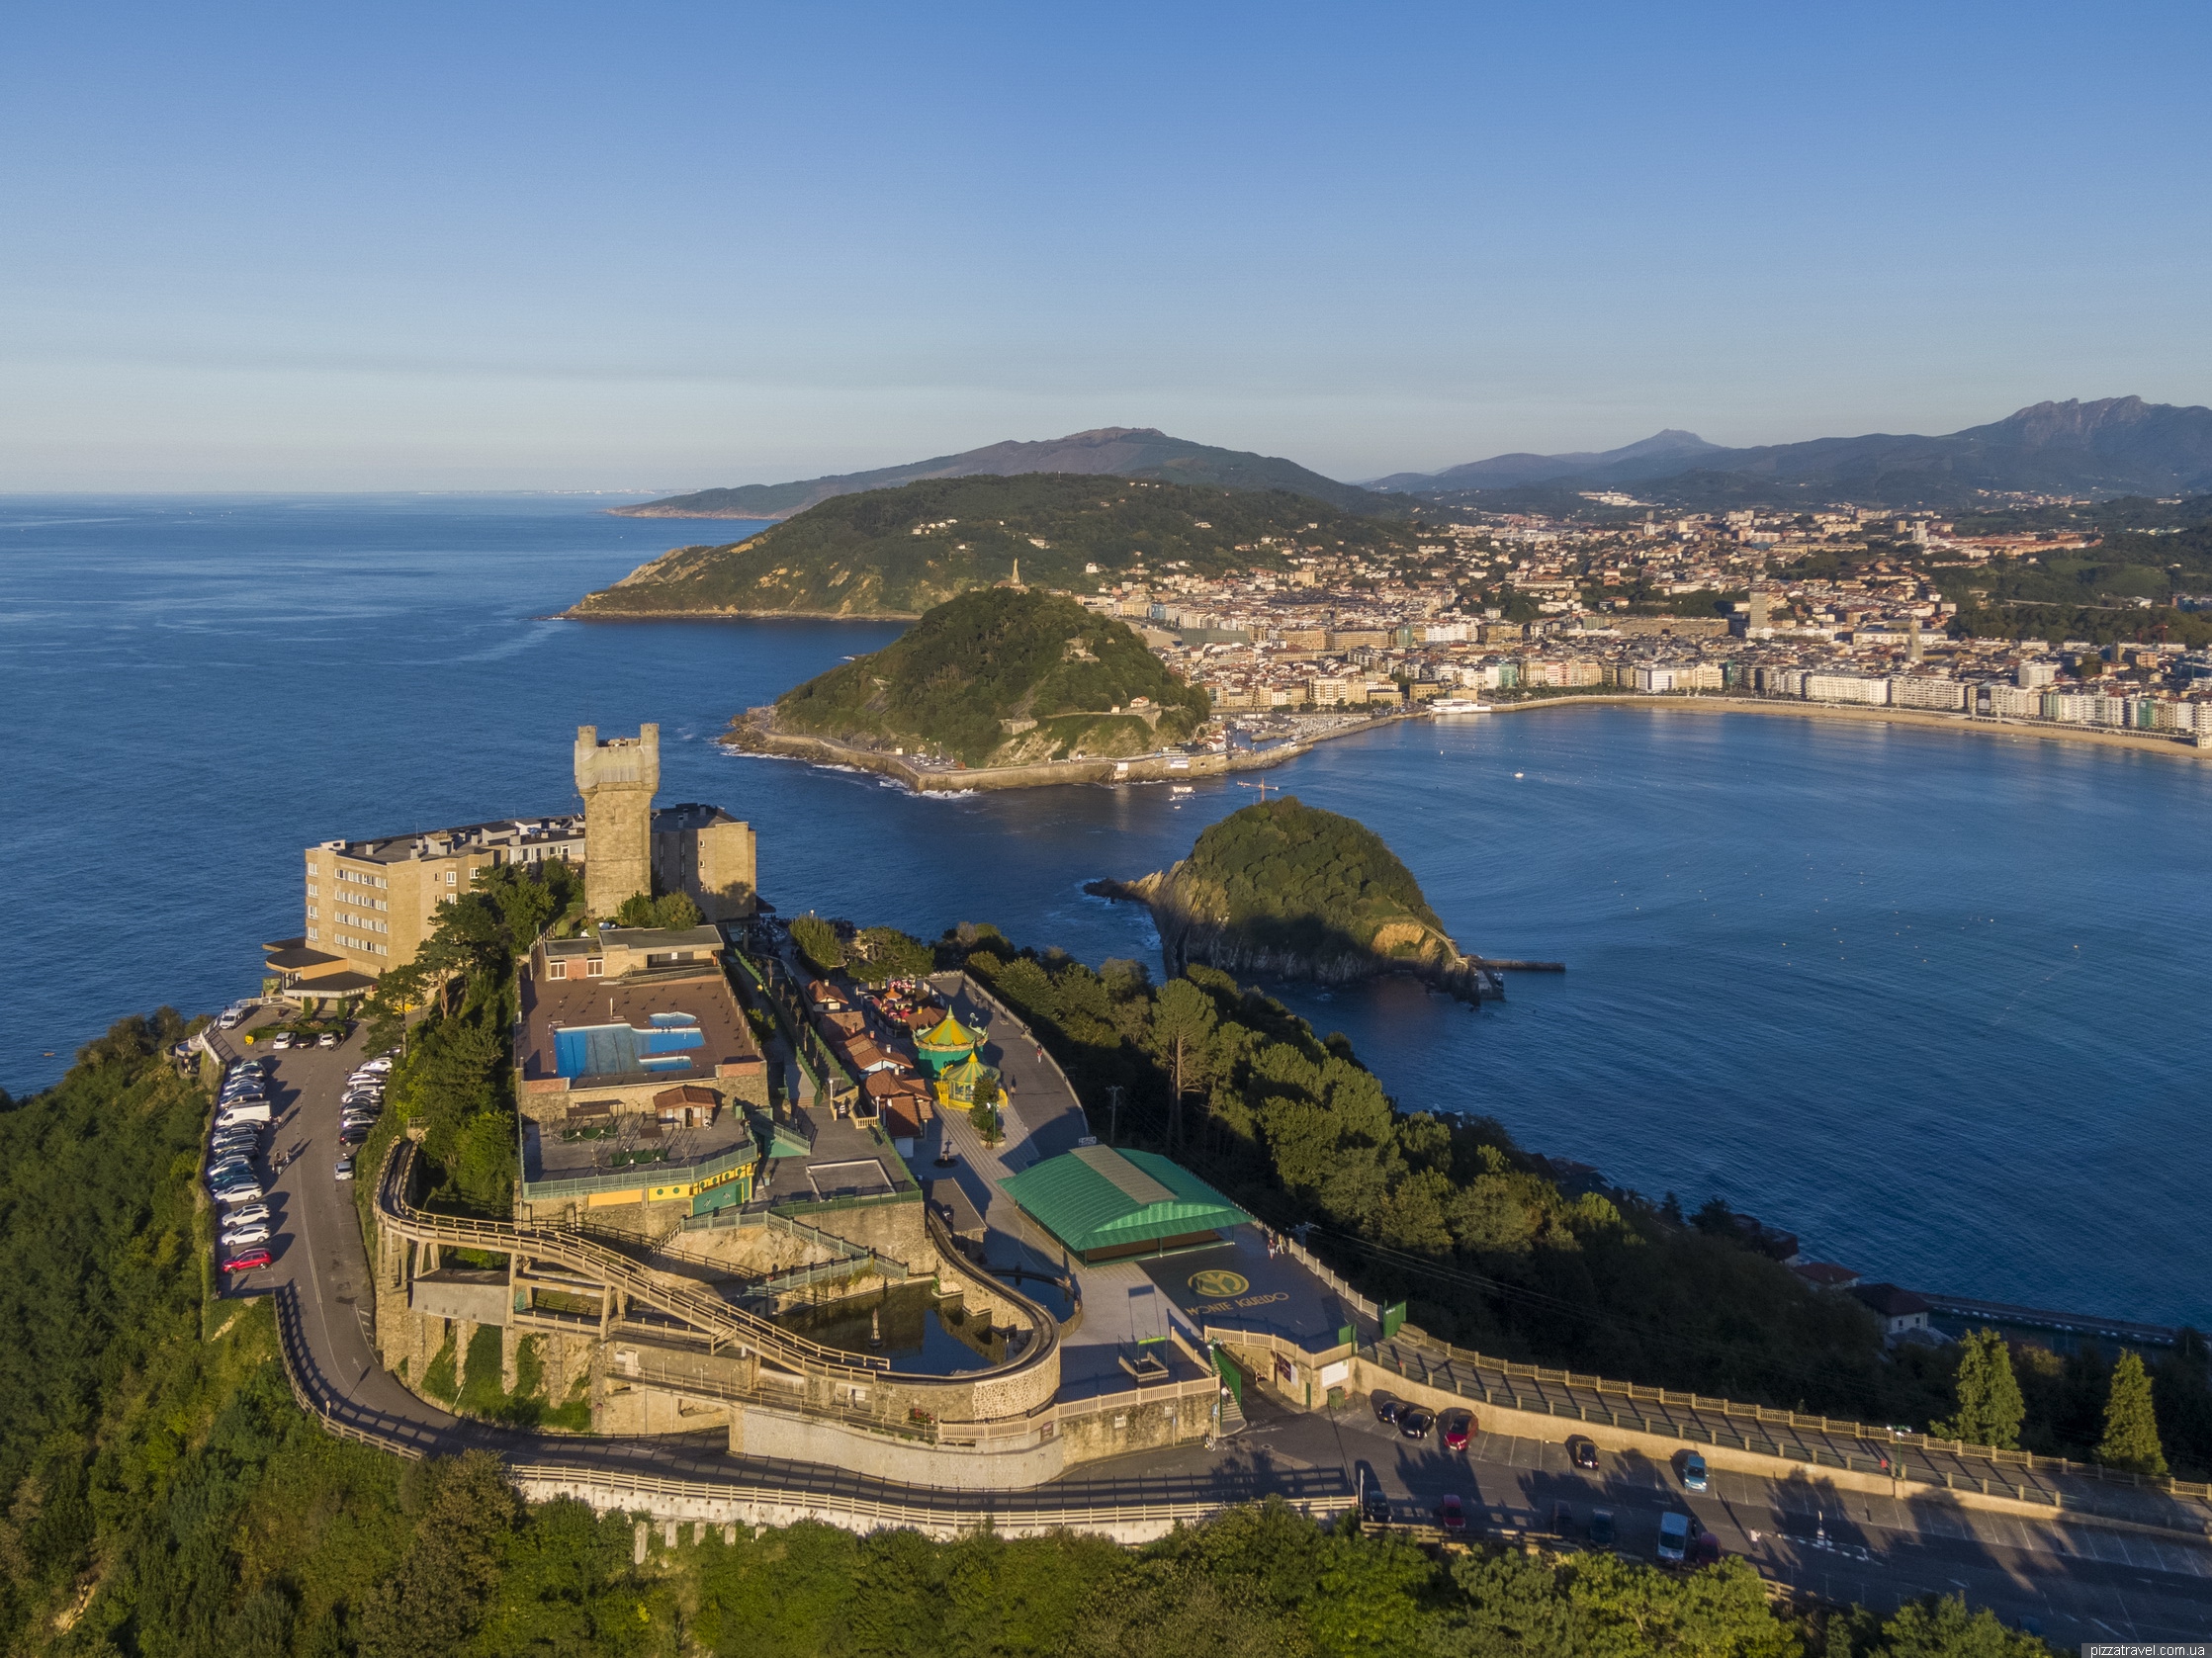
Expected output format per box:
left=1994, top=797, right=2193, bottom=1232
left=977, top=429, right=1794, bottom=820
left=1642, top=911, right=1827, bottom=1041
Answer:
left=456, top=1324, right=507, bottom=1416
left=420, top=1328, right=459, bottom=1403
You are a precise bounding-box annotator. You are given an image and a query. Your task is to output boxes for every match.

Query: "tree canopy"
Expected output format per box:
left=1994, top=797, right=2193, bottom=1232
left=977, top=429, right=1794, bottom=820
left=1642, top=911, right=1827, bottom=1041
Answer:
left=771, top=586, right=1209, bottom=767
left=573, top=471, right=1425, bottom=618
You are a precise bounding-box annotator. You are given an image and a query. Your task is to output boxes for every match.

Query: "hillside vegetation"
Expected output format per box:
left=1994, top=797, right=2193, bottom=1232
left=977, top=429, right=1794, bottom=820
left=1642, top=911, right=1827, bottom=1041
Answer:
left=763, top=587, right=1208, bottom=767
left=0, top=991, right=2171, bottom=1651
left=608, top=424, right=1406, bottom=520
left=571, top=472, right=1423, bottom=618
left=1110, top=798, right=1466, bottom=983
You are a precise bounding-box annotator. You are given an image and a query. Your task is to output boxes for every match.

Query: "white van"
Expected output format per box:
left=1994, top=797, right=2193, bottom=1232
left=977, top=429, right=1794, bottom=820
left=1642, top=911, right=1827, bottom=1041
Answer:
left=217, top=1100, right=272, bottom=1127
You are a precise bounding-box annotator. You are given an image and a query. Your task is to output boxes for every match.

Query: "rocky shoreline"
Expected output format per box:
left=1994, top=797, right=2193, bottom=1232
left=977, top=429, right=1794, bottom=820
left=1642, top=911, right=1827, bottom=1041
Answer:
left=1083, top=869, right=1509, bottom=1001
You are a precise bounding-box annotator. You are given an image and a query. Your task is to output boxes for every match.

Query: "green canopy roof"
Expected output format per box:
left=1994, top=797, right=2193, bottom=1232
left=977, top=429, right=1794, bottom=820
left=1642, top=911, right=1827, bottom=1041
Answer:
left=1000, top=1146, right=1252, bottom=1259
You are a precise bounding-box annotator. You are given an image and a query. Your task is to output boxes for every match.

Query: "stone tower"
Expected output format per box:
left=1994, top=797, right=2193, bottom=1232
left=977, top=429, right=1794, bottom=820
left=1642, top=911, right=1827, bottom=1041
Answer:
left=575, top=724, right=659, bottom=919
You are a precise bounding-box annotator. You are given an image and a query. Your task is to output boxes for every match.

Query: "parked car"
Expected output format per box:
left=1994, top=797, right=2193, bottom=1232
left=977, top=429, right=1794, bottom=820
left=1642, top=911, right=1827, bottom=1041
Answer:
left=271, top=1032, right=295, bottom=1050
left=1438, top=1494, right=1467, bottom=1534
left=1689, top=1531, right=1721, bottom=1566
left=1360, top=1485, right=1391, bottom=1524
left=1589, top=1510, right=1616, bottom=1548
left=1399, top=1406, right=1435, bottom=1440
left=334, top=1156, right=355, bottom=1180
left=222, top=1203, right=271, bottom=1229
left=316, top=1031, right=339, bottom=1048
left=1568, top=1436, right=1600, bottom=1471
left=1443, top=1411, right=1473, bottom=1450
left=221, top=1248, right=273, bottom=1273
left=214, top=1181, right=266, bottom=1206
left=1371, top=1395, right=1402, bottom=1427
left=217, top=1105, right=272, bottom=1128
left=340, top=1113, right=378, bottom=1133
left=1549, top=1501, right=1575, bottom=1537
left=217, top=1010, right=244, bottom=1030
left=338, top=1126, right=368, bottom=1147
left=221, top=1222, right=272, bottom=1248
left=1680, top=1450, right=1708, bottom=1492
left=360, top=1056, right=393, bottom=1073
left=1656, top=1511, right=1691, bottom=1564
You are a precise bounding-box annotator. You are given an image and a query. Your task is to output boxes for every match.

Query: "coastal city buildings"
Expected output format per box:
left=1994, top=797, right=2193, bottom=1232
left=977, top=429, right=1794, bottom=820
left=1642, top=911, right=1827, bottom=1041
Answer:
left=1067, top=505, right=2212, bottom=750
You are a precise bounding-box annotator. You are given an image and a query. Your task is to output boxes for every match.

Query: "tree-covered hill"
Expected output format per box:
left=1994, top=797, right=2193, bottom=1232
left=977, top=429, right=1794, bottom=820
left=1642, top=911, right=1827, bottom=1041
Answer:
left=607, top=424, right=1408, bottom=521
left=762, top=587, right=1208, bottom=767
left=1111, top=798, right=1465, bottom=982
left=570, top=472, right=1424, bottom=618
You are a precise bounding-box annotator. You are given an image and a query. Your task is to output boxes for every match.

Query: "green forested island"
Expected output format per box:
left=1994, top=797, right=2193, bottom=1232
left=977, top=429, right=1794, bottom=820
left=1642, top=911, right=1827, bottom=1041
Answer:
left=1095, top=798, right=1474, bottom=985
left=570, top=473, right=1424, bottom=619
left=750, top=587, right=1208, bottom=767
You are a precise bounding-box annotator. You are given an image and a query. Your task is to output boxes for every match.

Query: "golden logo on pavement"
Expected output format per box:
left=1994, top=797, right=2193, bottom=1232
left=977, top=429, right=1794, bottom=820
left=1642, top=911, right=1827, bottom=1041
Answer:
left=1188, top=1268, right=1250, bottom=1298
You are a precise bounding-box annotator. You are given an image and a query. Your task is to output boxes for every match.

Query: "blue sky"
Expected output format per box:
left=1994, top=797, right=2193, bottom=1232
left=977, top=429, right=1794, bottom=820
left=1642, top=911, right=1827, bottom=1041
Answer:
left=2, top=2, right=2206, bottom=489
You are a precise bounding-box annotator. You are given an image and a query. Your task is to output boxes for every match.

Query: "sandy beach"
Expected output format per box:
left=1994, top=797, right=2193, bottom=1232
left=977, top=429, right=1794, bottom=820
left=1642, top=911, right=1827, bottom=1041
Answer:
left=1481, top=693, right=2207, bottom=761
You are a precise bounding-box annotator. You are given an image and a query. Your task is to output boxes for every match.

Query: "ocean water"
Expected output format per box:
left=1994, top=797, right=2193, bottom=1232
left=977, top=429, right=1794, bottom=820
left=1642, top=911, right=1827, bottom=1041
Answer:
left=5, top=495, right=2206, bottom=1326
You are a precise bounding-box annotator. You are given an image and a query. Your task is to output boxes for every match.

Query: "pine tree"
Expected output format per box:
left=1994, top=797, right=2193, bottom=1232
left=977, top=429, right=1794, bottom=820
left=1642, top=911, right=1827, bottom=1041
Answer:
left=2098, top=1351, right=2169, bottom=1476
left=1932, top=1328, right=2025, bottom=1448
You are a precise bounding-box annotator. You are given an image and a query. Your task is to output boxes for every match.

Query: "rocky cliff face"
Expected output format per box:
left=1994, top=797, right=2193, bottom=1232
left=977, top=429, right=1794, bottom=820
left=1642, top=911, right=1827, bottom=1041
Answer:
left=1092, top=865, right=1490, bottom=996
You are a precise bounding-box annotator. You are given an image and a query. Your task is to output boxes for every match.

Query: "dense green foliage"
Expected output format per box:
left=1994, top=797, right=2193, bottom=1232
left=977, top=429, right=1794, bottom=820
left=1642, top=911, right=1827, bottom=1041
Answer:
left=943, top=930, right=2212, bottom=1467
left=1931, top=1330, right=2024, bottom=1448
left=0, top=1005, right=2126, bottom=1654
left=0, top=1010, right=210, bottom=1648
left=574, top=473, right=1423, bottom=617
left=789, top=914, right=846, bottom=975
left=614, top=891, right=703, bottom=930
left=2097, top=1351, right=2168, bottom=1475
left=1152, top=797, right=1454, bottom=961
left=772, top=588, right=1209, bottom=766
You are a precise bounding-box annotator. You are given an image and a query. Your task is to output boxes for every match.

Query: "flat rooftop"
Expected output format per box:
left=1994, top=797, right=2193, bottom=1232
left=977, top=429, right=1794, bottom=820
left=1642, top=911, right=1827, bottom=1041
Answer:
left=518, top=964, right=759, bottom=1090
left=522, top=1106, right=755, bottom=1184
left=1138, top=1226, right=1361, bottom=1352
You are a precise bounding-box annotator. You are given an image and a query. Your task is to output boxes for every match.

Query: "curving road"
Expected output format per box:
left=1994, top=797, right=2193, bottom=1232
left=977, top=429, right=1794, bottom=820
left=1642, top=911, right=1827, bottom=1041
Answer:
left=211, top=1014, right=2212, bottom=1644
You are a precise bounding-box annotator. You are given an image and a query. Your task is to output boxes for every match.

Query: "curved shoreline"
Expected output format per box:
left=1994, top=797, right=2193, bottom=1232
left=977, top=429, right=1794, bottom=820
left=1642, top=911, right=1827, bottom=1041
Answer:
left=1482, top=693, right=2206, bottom=761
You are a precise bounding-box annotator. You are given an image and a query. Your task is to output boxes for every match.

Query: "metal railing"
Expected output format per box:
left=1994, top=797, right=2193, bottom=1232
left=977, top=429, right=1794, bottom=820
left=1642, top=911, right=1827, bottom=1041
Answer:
left=520, top=1139, right=759, bottom=1203
left=1364, top=1341, right=2212, bottom=1535
left=379, top=1138, right=888, bottom=1376
left=1375, top=1328, right=2212, bottom=1504
left=508, top=1461, right=1355, bottom=1533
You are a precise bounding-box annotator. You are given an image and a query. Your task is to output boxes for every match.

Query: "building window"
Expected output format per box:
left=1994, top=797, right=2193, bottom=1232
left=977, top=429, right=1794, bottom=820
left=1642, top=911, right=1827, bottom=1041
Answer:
left=446, top=871, right=457, bottom=886
left=547, top=960, right=568, bottom=980
left=306, top=906, right=316, bottom=919
left=584, top=958, right=603, bottom=978
left=307, top=927, right=317, bottom=941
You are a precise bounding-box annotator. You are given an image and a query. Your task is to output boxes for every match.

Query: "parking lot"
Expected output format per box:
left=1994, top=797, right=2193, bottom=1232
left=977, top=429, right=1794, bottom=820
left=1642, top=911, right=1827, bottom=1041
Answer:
left=203, top=1005, right=389, bottom=1298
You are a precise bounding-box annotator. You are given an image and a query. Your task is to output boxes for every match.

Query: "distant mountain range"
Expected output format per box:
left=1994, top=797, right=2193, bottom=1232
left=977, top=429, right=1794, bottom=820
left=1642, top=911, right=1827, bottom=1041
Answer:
left=1372, top=398, right=2212, bottom=507
left=613, top=426, right=1403, bottom=519
left=1366, top=429, right=1725, bottom=492
left=616, top=398, right=2212, bottom=525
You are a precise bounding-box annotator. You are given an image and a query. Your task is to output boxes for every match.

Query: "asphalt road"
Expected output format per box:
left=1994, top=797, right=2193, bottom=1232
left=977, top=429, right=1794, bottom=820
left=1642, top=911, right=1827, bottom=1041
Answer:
left=208, top=1011, right=2212, bottom=1643
left=1095, top=1397, right=2212, bottom=1644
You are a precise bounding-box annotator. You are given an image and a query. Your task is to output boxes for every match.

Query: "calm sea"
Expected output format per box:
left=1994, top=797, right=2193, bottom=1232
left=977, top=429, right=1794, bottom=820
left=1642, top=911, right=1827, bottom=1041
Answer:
left=4, top=495, right=2205, bottom=1325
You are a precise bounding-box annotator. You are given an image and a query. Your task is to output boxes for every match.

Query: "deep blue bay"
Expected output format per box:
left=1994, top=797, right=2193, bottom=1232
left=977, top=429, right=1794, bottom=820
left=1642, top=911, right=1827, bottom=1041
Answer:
left=4, top=494, right=2206, bottom=1327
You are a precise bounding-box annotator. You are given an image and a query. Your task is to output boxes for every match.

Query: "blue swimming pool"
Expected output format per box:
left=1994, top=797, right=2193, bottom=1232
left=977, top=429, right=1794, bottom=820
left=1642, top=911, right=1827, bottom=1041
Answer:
left=553, top=1019, right=705, bottom=1079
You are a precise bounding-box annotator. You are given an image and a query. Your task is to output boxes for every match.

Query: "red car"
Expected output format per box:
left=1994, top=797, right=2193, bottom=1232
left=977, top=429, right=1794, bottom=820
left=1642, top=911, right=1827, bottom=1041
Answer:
left=1443, top=1411, right=1474, bottom=1450
left=222, top=1249, right=273, bottom=1273
left=1438, top=1494, right=1467, bottom=1533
